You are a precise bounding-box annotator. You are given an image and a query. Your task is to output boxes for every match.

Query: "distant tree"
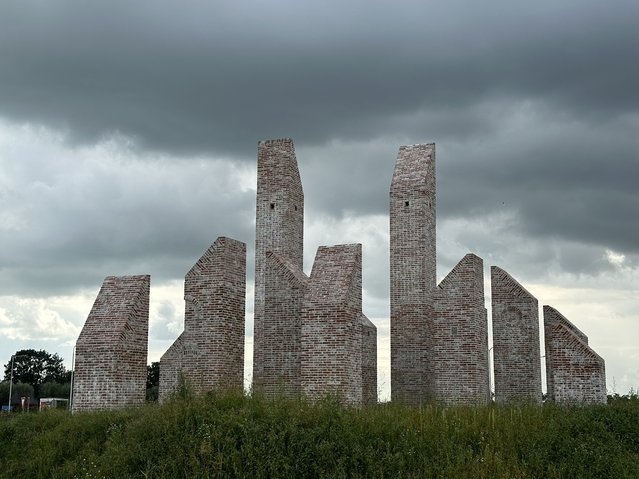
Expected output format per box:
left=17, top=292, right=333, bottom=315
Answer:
left=146, top=362, right=160, bottom=401
left=40, top=381, right=71, bottom=399
left=0, top=380, right=34, bottom=407
left=3, top=349, right=68, bottom=398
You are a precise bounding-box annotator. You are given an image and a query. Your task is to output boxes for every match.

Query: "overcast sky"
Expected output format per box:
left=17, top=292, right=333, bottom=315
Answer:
left=1, top=0, right=637, bottom=400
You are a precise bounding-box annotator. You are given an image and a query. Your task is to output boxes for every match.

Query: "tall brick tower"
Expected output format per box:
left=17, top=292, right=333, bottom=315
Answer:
left=253, top=138, right=304, bottom=391
left=390, top=143, right=436, bottom=403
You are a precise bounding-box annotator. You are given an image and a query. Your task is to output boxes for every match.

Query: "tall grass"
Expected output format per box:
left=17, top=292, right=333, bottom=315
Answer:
left=1, top=392, right=637, bottom=478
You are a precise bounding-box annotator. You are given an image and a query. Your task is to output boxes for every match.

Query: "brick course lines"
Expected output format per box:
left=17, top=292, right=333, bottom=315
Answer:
left=390, top=143, right=436, bottom=404
left=253, top=138, right=304, bottom=392
left=301, top=244, right=365, bottom=404
left=257, top=251, right=308, bottom=398
left=360, top=313, right=378, bottom=405
left=544, top=305, right=606, bottom=404
left=73, top=275, right=149, bottom=412
left=491, top=266, right=542, bottom=404
left=159, top=237, right=246, bottom=401
left=433, top=254, right=490, bottom=405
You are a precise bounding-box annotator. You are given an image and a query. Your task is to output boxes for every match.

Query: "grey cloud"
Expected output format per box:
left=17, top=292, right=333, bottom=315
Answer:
left=0, top=139, right=255, bottom=296
left=0, top=0, right=636, bottom=157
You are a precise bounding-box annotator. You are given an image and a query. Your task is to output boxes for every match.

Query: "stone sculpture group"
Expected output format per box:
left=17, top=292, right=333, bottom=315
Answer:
left=72, top=139, right=607, bottom=411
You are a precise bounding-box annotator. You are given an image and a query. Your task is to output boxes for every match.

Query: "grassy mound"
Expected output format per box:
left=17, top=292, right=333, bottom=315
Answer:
left=1, top=392, right=637, bottom=478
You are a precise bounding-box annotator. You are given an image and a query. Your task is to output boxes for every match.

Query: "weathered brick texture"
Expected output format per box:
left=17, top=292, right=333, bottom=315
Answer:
left=544, top=305, right=606, bottom=404
left=491, top=266, right=542, bottom=404
left=253, top=138, right=304, bottom=392
left=390, top=143, right=436, bottom=404
left=159, top=237, right=246, bottom=401
left=73, top=275, right=149, bottom=412
left=361, top=313, right=378, bottom=405
left=258, top=251, right=308, bottom=398
left=433, top=254, right=490, bottom=405
left=301, top=244, right=368, bottom=404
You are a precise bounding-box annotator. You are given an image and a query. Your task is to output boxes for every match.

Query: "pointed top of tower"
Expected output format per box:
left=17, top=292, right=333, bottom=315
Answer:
left=257, top=138, right=303, bottom=196
left=391, top=143, right=435, bottom=191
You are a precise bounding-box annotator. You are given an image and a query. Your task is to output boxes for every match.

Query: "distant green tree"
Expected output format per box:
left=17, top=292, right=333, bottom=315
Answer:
left=3, top=349, right=68, bottom=398
left=146, top=362, right=160, bottom=401
left=40, top=381, right=71, bottom=399
left=0, top=380, right=34, bottom=407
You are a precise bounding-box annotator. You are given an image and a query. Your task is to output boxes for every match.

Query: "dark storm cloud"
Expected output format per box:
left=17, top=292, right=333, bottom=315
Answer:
left=0, top=0, right=637, bottom=157
left=1, top=0, right=637, bottom=290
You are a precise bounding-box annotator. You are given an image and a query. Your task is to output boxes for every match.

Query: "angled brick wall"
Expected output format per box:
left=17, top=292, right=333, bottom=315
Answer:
left=433, top=254, right=490, bottom=405
left=544, top=306, right=606, bottom=404
left=361, top=313, right=378, bottom=404
left=253, top=138, right=304, bottom=391
left=73, top=275, right=149, bottom=412
left=491, top=266, right=542, bottom=404
left=390, top=143, right=436, bottom=404
left=256, top=251, right=308, bottom=398
left=301, top=244, right=364, bottom=404
left=159, top=237, right=246, bottom=401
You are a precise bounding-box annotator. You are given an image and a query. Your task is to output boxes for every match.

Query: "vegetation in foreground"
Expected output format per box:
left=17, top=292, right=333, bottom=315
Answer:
left=0, top=391, right=638, bottom=479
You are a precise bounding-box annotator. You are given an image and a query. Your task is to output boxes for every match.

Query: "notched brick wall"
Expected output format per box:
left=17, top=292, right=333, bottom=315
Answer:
left=253, top=138, right=304, bottom=390
left=301, top=244, right=374, bottom=404
left=73, top=275, right=150, bottom=412
left=257, top=251, right=308, bottom=398
left=159, top=237, right=246, bottom=401
left=491, top=266, right=542, bottom=404
left=433, top=254, right=490, bottom=405
left=390, top=143, right=436, bottom=404
left=544, top=305, right=606, bottom=404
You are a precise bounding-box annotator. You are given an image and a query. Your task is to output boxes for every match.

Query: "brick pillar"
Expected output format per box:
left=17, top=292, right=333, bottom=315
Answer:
left=390, top=143, right=436, bottom=403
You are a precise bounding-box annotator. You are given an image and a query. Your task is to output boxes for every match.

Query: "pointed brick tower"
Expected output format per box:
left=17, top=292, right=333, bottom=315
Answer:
left=389, top=144, right=436, bottom=403
left=253, top=138, right=304, bottom=393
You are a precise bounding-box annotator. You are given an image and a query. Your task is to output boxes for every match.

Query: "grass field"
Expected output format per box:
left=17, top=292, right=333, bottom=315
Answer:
left=1, top=391, right=637, bottom=478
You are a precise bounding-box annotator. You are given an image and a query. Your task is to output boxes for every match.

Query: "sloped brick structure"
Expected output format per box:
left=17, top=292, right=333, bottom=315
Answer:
left=253, top=138, right=304, bottom=393
left=73, top=275, right=149, bottom=412
left=159, top=237, right=246, bottom=401
left=491, top=266, right=542, bottom=404
left=301, top=244, right=376, bottom=404
left=390, top=143, right=436, bottom=404
left=544, top=305, right=606, bottom=404
left=258, top=251, right=308, bottom=398
left=432, top=254, right=490, bottom=405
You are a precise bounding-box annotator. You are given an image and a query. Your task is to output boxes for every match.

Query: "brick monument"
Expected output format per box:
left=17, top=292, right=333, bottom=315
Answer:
left=159, top=237, right=246, bottom=401
left=259, top=251, right=307, bottom=397
left=253, top=138, right=304, bottom=394
left=390, top=144, right=436, bottom=404
left=433, top=254, right=490, bottom=404
left=544, top=305, right=606, bottom=404
left=301, top=244, right=376, bottom=404
left=491, top=266, right=542, bottom=403
left=73, top=275, right=149, bottom=412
